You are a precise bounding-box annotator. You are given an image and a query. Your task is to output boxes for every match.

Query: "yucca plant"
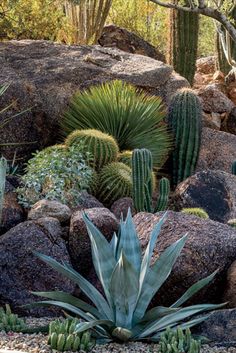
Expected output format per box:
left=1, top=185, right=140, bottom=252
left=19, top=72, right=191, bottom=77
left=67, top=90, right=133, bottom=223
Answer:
left=31, top=211, right=223, bottom=343
left=62, top=80, right=171, bottom=168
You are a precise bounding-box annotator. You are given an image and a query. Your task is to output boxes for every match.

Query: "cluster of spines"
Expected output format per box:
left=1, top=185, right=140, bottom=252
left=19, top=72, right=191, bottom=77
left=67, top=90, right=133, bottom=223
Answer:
left=181, top=207, right=209, bottom=219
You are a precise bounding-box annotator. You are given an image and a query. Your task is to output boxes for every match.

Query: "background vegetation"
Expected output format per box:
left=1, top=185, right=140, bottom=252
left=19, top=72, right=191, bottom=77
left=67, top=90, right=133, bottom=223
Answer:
left=0, top=0, right=215, bottom=57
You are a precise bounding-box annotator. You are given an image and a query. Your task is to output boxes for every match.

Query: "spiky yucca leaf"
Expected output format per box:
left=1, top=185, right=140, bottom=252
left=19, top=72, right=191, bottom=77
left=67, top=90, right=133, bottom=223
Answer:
left=31, top=210, right=223, bottom=342
left=62, top=80, right=171, bottom=168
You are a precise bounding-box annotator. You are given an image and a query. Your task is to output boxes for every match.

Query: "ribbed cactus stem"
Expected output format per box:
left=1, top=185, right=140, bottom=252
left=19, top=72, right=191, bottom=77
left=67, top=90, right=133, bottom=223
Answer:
left=132, top=149, right=153, bottom=212
left=168, top=89, right=202, bottom=186
left=155, top=177, right=170, bottom=212
left=168, top=2, right=199, bottom=85
left=0, top=157, right=7, bottom=223
left=232, top=160, right=236, bottom=175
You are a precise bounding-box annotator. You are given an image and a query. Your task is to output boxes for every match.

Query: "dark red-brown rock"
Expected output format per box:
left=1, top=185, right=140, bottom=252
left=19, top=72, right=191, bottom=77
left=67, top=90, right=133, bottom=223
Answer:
left=196, top=56, right=216, bottom=75
left=134, top=211, right=236, bottom=306
left=223, top=260, right=236, bottom=308
left=73, top=191, right=104, bottom=211
left=194, top=309, right=236, bottom=346
left=221, top=107, right=236, bottom=135
left=98, top=25, right=166, bottom=62
left=110, top=197, right=135, bottom=220
left=197, top=84, right=235, bottom=114
left=0, top=217, right=74, bottom=316
left=173, top=170, right=236, bottom=223
left=197, top=128, right=236, bottom=174
left=68, top=208, right=119, bottom=276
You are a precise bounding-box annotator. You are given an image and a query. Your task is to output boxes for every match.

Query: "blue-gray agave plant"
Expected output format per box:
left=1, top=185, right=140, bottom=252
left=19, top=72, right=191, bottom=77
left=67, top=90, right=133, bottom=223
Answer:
left=32, top=211, right=223, bottom=342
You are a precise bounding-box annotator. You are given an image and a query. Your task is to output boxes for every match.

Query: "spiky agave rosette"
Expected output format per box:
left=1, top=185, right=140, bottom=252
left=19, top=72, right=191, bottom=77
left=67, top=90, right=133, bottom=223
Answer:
left=30, top=210, right=223, bottom=343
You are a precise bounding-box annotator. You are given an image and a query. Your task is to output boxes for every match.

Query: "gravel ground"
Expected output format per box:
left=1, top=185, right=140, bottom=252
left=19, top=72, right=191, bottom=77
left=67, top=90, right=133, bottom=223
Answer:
left=0, top=318, right=235, bottom=353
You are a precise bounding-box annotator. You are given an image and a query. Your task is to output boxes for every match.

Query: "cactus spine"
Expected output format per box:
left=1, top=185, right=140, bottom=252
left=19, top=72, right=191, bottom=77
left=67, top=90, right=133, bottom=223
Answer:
left=132, top=149, right=170, bottom=213
left=98, top=162, right=132, bottom=206
left=232, top=160, right=236, bottom=175
left=65, top=129, right=119, bottom=170
left=48, top=318, right=94, bottom=352
left=0, top=157, right=7, bottom=223
left=155, top=177, right=170, bottom=212
left=168, top=2, right=199, bottom=85
left=159, top=327, right=201, bottom=353
left=168, top=89, right=202, bottom=186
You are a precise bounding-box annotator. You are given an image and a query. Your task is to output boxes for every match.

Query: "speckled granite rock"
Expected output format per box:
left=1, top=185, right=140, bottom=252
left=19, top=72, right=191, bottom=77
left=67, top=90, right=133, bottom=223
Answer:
left=28, top=199, right=71, bottom=223
left=134, top=211, right=236, bottom=306
left=197, top=128, right=236, bottom=174
left=173, top=170, right=236, bottom=223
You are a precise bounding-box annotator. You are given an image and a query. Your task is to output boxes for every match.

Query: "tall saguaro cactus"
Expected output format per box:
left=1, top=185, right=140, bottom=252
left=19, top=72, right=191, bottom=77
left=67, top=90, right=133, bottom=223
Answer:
left=168, top=2, right=199, bottom=85
left=168, top=89, right=202, bottom=186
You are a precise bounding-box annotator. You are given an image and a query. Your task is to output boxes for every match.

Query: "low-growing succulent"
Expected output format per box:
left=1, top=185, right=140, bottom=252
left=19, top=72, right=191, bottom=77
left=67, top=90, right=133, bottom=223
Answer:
left=0, top=304, right=27, bottom=332
left=181, top=208, right=209, bottom=219
left=48, top=318, right=95, bottom=352
left=65, top=129, right=119, bottom=170
left=97, top=162, right=132, bottom=205
left=17, top=144, right=95, bottom=208
left=31, top=210, right=223, bottom=343
left=159, top=327, right=201, bottom=353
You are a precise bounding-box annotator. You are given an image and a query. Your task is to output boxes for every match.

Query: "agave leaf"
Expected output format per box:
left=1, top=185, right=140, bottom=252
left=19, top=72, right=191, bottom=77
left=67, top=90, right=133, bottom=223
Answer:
left=110, top=232, right=118, bottom=258
left=138, top=303, right=226, bottom=338
left=75, top=320, right=114, bottom=334
left=139, top=212, right=167, bottom=291
left=83, top=213, right=116, bottom=308
left=149, top=314, right=212, bottom=341
left=33, top=252, right=112, bottom=320
left=32, top=291, right=101, bottom=319
left=134, top=234, right=188, bottom=322
left=109, top=251, right=139, bottom=328
left=140, top=306, right=180, bottom=323
left=171, top=270, right=219, bottom=308
left=115, top=209, right=142, bottom=273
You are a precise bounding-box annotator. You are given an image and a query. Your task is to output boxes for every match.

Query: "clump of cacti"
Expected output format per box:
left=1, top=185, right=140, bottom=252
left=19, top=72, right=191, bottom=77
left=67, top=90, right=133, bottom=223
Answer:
left=227, top=219, right=236, bottom=228
left=182, top=208, right=209, bottom=219
left=231, top=160, right=236, bottom=175
left=159, top=327, right=201, bottom=353
left=118, top=150, right=133, bottom=167
left=168, top=3, right=199, bottom=85
left=97, top=162, right=132, bottom=205
left=0, top=157, right=7, bottom=223
left=65, top=129, right=119, bottom=170
left=0, top=304, right=27, bottom=332
left=168, top=89, right=202, bottom=186
left=132, top=148, right=170, bottom=213
left=48, top=318, right=95, bottom=352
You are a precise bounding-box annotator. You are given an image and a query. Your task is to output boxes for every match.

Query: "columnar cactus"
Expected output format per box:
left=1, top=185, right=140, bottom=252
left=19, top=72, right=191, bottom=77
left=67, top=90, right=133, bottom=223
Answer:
left=159, top=327, right=201, bottom=353
left=155, top=177, right=170, bottom=212
left=0, top=157, right=7, bottom=223
left=231, top=160, right=236, bottom=175
left=168, top=3, right=199, bottom=85
left=98, top=162, right=132, bottom=205
left=48, top=318, right=94, bottom=352
left=65, top=129, right=119, bottom=170
left=168, top=89, right=202, bottom=186
left=132, top=149, right=169, bottom=213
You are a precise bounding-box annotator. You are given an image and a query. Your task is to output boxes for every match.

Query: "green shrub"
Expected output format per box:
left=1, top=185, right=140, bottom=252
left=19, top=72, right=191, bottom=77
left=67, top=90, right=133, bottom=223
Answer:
left=48, top=318, right=95, bottom=352
left=65, top=129, right=119, bottom=170
left=97, top=162, right=132, bottom=205
left=17, top=144, right=95, bottom=208
left=0, top=304, right=27, bottom=333
left=181, top=208, right=209, bottom=219
left=62, top=80, right=171, bottom=168
left=159, top=327, right=201, bottom=353
left=31, top=211, right=223, bottom=342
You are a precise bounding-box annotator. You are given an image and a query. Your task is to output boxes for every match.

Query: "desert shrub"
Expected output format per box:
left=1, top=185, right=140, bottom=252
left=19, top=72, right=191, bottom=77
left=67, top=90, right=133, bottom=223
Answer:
left=17, top=144, right=95, bottom=208
left=62, top=80, right=171, bottom=169
left=0, top=0, right=74, bottom=43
